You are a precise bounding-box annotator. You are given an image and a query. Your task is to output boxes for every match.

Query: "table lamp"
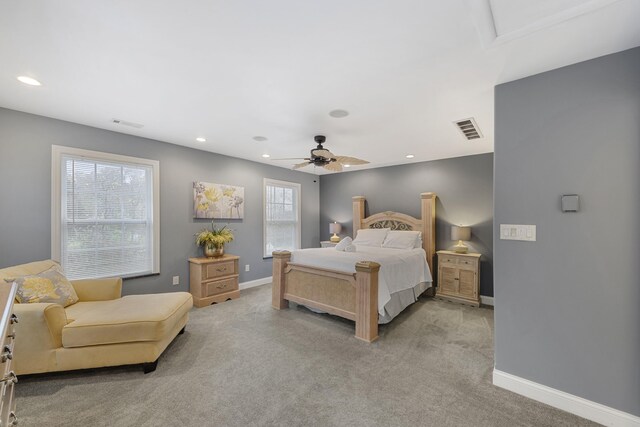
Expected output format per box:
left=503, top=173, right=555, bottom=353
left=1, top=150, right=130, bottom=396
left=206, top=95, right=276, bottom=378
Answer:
left=451, top=225, right=471, bottom=253
left=329, top=222, right=342, bottom=243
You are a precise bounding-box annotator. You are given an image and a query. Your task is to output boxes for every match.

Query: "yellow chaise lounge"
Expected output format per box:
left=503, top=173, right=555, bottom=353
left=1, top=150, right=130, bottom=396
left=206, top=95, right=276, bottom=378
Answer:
left=0, top=260, right=193, bottom=375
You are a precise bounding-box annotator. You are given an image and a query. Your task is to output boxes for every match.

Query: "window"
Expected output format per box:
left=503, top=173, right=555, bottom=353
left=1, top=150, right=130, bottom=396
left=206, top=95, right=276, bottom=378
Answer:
left=52, top=146, right=160, bottom=280
left=263, top=178, right=301, bottom=257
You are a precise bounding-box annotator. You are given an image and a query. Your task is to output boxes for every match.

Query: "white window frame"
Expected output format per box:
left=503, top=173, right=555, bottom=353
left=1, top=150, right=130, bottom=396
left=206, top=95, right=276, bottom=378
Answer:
left=51, top=145, right=160, bottom=278
left=263, top=178, right=301, bottom=258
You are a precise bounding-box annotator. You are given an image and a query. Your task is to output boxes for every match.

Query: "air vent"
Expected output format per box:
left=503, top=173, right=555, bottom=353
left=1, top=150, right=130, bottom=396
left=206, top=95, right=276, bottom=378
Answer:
left=112, top=118, right=144, bottom=129
left=454, top=117, right=482, bottom=140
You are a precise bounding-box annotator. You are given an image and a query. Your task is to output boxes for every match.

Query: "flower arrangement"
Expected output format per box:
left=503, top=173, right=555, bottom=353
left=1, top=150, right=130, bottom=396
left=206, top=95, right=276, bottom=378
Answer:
left=195, top=222, right=234, bottom=248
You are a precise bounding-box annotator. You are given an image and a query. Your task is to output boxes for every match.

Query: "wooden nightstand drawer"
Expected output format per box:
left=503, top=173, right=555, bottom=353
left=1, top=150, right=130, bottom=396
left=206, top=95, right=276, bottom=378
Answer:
left=439, top=254, right=459, bottom=265
left=457, top=258, right=477, bottom=269
left=204, top=260, right=236, bottom=279
left=204, top=277, right=238, bottom=297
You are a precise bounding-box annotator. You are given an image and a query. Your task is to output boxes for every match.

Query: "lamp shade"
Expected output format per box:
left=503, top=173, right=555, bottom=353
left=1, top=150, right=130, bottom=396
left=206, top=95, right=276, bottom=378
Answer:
left=451, top=225, right=471, bottom=241
left=329, top=222, right=342, bottom=234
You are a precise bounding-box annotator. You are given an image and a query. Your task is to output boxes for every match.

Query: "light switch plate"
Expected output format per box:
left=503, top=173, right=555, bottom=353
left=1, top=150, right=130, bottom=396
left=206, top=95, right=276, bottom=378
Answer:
left=500, top=224, right=536, bottom=241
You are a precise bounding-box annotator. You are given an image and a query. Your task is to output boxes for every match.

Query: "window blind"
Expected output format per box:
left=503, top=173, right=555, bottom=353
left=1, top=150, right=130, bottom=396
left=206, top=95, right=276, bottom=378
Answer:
left=264, top=179, right=301, bottom=257
left=60, top=155, right=155, bottom=279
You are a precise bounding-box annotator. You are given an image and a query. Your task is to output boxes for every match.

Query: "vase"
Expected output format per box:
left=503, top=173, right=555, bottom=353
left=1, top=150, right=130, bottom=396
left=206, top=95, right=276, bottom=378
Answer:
left=204, top=243, right=224, bottom=258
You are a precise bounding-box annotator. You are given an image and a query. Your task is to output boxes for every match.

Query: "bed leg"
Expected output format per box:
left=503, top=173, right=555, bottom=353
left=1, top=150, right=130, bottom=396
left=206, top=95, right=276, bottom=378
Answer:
left=354, top=261, right=380, bottom=343
left=272, top=251, right=291, bottom=310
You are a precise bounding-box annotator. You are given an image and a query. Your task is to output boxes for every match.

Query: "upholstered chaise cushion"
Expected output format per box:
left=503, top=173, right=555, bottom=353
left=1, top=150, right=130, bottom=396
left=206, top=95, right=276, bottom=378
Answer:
left=62, top=292, right=192, bottom=348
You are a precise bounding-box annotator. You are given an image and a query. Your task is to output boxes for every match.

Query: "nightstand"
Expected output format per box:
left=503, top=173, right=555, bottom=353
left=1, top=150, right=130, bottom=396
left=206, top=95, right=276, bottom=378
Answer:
left=436, top=250, right=481, bottom=307
left=189, top=255, right=240, bottom=307
left=320, top=241, right=339, bottom=248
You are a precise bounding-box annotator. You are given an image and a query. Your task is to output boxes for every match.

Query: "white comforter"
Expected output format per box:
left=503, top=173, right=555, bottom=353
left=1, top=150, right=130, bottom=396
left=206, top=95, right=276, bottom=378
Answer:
left=290, top=246, right=432, bottom=316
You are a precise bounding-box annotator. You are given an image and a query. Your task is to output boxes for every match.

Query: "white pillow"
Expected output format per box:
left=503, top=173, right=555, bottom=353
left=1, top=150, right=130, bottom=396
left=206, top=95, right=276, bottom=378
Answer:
left=334, top=236, right=353, bottom=251
left=382, top=230, right=422, bottom=250
left=352, top=228, right=390, bottom=247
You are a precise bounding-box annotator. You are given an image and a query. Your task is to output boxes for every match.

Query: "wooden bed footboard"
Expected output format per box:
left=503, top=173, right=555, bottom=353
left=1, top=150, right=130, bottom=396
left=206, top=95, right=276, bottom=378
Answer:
left=272, top=251, right=380, bottom=343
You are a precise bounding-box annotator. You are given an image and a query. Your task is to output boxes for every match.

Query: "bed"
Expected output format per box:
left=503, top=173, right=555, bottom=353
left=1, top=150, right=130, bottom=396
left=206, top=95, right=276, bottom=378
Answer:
left=272, top=192, right=436, bottom=342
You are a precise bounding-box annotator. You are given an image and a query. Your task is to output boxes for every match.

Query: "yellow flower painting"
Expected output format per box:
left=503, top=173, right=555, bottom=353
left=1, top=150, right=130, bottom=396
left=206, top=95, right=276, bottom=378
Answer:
left=193, top=181, right=244, bottom=219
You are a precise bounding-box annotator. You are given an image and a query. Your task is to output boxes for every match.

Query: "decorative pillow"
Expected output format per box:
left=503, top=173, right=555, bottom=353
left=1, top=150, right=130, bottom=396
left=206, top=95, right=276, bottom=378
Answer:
left=352, top=228, right=390, bottom=247
left=7, top=267, right=79, bottom=307
left=382, top=230, right=422, bottom=250
left=334, top=236, right=353, bottom=251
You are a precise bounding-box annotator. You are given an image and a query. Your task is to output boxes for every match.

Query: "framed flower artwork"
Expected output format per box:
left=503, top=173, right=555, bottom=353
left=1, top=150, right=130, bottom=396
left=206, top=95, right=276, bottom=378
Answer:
left=193, top=181, right=244, bottom=219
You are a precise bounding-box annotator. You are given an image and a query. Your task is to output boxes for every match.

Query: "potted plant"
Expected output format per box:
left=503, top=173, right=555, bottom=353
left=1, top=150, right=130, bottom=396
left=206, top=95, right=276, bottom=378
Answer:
left=195, top=222, right=234, bottom=258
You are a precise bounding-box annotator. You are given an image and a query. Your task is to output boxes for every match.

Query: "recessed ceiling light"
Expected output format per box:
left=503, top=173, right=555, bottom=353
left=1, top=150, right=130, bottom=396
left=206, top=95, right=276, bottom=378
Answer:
left=405, top=154, right=415, bottom=159
left=253, top=136, right=268, bottom=142
left=344, top=164, right=351, bottom=168
left=17, top=76, right=41, bottom=86
left=196, top=137, right=206, bottom=142
left=329, top=109, right=349, bottom=118
left=262, top=154, right=270, bottom=158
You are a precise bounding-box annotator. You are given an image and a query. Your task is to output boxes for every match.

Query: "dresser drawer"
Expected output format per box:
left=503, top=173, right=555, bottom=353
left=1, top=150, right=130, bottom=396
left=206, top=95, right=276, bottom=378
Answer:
left=204, top=260, right=236, bottom=279
left=204, top=277, right=238, bottom=297
left=0, top=381, right=16, bottom=426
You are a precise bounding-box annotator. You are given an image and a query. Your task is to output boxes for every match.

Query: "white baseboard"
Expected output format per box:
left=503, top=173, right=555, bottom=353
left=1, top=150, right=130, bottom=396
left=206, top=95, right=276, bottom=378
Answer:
left=480, top=295, right=494, bottom=306
left=239, top=276, right=272, bottom=290
left=493, top=369, right=640, bottom=426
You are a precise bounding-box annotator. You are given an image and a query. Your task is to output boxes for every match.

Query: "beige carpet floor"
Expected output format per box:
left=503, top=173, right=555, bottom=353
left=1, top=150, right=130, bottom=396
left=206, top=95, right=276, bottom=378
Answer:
left=16, top=284, right=598, bottom=426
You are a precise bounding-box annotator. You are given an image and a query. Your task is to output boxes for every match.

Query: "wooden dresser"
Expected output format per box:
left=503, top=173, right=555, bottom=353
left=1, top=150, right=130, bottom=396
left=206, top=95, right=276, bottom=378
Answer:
left=436, top=250, right=481, bottom=307
left=189, top=255, right=240, bottom=308
left=0, top=282, right=18, bottom=426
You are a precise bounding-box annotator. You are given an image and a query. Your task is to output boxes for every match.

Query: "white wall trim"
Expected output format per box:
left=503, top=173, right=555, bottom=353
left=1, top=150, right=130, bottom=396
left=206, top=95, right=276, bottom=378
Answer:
left=480, top=295, right=494, bottom=306
left=493, top=369, right=640, bottom=427
left=240, top=276, right=272, bottom=290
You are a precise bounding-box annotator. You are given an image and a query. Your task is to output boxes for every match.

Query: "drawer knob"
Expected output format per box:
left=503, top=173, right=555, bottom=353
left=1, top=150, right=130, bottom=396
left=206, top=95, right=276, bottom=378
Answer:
left=1, top=371, right=17, bottom=384
left=7, top=332, right=15, bottom=339
left=216, top=283, right=228, bottom=289
left=10, top=314, right=18, bottom=324
left=1, top=345, right=13, bottom=363
left=9, top=411, right=18, bottom=425
left=216, top=267, right=226, bottom=272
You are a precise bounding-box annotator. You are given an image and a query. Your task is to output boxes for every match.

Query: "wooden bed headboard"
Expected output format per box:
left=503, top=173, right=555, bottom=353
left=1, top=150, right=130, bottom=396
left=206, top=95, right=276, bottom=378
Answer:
left=352, top=193, right=436, bottom=273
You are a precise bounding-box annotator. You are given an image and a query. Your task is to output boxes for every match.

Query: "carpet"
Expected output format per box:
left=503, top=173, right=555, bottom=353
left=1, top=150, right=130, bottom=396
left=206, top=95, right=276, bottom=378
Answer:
left=16, top=284, right=598, bottom=426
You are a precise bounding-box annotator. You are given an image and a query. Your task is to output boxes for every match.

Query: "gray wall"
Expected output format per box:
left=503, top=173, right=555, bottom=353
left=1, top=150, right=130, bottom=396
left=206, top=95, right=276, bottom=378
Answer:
left=494, top=47, right=640, bottom=416
left=319, top=153, right=494, bottom=296
left=0, top=108, right=320, bottom=295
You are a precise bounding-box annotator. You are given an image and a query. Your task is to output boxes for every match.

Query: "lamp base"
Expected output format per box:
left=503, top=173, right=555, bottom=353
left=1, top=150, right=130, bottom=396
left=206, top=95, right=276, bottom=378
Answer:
left=453, top=240, right=468, bottom=254
left=330, top=234, right=340, bottom=243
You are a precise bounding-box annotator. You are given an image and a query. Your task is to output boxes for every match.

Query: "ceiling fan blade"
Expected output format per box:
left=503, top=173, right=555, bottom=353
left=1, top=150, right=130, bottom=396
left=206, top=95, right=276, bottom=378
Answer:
left=270, top=157, right=310, bottom=161
left=323, top=161, right=343, bottom=172
left=292, top=162, right=311, bottom=170
left=312, top=149, right=334, bottom=159
left=334, top=156, right=369, bottom=165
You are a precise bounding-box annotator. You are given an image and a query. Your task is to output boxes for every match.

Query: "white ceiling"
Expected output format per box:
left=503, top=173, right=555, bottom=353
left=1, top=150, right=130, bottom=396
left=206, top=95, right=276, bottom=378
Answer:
left=1, top=0, right=639, bottom=174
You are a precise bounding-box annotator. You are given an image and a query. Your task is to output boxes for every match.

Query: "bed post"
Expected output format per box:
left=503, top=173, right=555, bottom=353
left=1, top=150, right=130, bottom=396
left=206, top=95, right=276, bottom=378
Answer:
left=272, top=251, right=291, bottom=310
left=352, top=196, right=365, bottom=238
left=421, top=192, right=436, bottom=275
left=354, top=261, right=380, bottom=343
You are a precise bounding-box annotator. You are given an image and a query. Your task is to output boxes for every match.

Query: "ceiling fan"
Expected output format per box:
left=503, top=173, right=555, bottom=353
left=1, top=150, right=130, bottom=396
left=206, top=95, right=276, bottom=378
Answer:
left=272, top=135, right=369, bottom=172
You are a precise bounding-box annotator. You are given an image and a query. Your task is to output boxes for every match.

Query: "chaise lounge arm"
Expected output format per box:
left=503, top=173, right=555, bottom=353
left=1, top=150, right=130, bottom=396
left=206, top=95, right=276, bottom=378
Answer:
left=13, top=303, right=68, bottom=374
left=12, top=277, right=122, bottom=374
left=71, top=277, right=122, bottom=301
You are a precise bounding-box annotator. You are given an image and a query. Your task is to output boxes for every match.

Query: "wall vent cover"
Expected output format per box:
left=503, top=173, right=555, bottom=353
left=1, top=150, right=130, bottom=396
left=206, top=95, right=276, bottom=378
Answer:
left=112, top=118, right=144, bottom=129
left=454, top=117, right=482, bottom=140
